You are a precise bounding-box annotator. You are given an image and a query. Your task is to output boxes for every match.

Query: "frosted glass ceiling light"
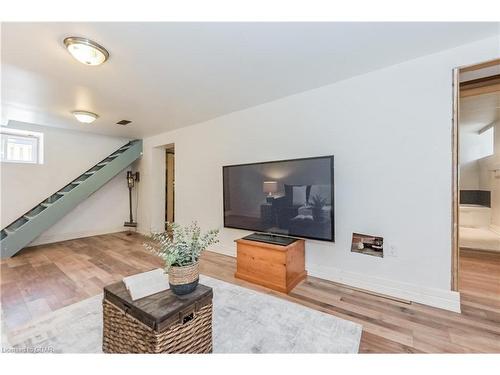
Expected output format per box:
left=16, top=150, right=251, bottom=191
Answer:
left=72, top=111, right=98, bottom=124
left=64, top=37, right=109, bottom=66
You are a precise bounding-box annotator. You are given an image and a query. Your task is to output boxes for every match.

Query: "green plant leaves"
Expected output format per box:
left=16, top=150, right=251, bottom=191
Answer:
left=143, top=221, right=219, bottom=271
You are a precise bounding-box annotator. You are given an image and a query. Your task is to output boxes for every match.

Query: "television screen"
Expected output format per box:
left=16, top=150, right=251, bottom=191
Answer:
left=223, top=156, right=334, bottom=241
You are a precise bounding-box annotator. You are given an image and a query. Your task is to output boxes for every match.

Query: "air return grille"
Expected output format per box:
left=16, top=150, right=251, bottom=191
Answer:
left=116, top=120, right=132, bottom=125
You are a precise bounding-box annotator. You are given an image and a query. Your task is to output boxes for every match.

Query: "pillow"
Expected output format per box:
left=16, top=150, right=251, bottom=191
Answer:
left=292, top=185, right=307, bottom=206
left=309, top=184, right=331, bottom=205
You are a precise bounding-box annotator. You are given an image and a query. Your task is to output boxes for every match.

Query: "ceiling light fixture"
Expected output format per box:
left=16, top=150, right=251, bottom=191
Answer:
left=72, top=111, right=98, bottom=124
left=63, top=37, right=109, bottom=66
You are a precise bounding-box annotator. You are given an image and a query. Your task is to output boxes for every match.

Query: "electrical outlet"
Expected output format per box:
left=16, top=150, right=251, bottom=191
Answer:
left=387, top=245, right=397, bottom=257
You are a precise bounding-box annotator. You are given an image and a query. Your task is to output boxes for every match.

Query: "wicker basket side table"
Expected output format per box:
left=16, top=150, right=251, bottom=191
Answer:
left=102, top=281, right=213, bottom=354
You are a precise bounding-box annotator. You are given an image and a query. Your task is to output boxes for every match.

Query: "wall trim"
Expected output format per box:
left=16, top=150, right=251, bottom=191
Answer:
left=207, top=244, right=461, bottom=313
left=306, top=263, right=461, bottom=313
left=139, top=228, right=462, bottom=312
left=138, top=231, right=462, bottom=312
left=28, top=228, right=129, bottom=247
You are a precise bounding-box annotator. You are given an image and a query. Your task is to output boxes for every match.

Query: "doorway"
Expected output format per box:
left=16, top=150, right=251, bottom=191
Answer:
left=165, top=146, right=175, bottom=228
left=454, top=59, right=500, bottom=311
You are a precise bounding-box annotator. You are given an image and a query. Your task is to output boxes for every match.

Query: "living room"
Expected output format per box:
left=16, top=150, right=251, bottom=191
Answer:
left=1, top=1, right=499, bottom=373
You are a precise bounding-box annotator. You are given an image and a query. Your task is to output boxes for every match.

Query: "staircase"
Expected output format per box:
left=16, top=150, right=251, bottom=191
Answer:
left=0, top=139, right=143, bottom=258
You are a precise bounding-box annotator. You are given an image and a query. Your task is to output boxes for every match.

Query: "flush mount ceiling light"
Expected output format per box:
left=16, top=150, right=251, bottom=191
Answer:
left=72, top=111, right=98, bottom=124
left=63, top=37, right=109, bottom=66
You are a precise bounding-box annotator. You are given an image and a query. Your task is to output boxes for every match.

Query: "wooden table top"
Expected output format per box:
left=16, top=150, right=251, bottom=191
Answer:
left=104, top=281, right=213, bottom=331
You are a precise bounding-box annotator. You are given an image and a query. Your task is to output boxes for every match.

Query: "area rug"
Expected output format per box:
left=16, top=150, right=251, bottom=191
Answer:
left=2, top=275, right=362, bottom=353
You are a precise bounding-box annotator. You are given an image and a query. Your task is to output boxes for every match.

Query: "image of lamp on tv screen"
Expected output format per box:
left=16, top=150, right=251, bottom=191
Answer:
left=263, top=181, right=278, bottom=202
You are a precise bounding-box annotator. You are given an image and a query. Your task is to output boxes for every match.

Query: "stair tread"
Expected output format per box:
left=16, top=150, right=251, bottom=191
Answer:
left=1, top=139, right=142, bottom=258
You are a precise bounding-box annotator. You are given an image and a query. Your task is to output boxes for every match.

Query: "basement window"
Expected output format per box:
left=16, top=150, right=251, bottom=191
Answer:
left=0, top=127, right=44, bottom=164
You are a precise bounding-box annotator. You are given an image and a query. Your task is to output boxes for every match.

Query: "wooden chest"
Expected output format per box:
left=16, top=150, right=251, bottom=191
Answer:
left=234, top=238, right=306, bottom=293
left=102, top=281, right=213, bottom=354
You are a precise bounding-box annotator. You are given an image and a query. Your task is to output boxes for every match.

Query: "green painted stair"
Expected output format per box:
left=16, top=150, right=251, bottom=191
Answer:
left=0, top=139, right=143, bottom=258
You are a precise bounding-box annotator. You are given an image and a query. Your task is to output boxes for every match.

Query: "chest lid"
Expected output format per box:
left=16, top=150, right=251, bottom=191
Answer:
left=104, top=281, right=213, bottom=331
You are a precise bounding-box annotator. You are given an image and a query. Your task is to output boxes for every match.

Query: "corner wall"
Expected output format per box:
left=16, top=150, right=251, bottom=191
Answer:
left=0, top=121, right=132, bottom=246
left=138, top=36, right=500, bottom=311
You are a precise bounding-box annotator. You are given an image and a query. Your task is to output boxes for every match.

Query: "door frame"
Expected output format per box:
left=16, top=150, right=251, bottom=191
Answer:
left=451, top=58, right=500, bottom=291
left=451, top=66, right=459, bottom=291
left=165, top=147, right=175, bottom=224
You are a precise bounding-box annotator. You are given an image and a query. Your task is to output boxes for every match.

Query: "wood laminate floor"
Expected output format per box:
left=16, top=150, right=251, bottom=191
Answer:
left=1, top=232, right=499, bottom=353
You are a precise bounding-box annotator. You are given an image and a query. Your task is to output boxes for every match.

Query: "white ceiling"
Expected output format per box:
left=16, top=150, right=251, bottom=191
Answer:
left=2, top=22, right=499, bottom=138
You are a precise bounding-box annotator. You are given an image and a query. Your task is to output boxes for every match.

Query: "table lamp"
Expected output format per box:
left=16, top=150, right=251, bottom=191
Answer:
left=263, top=181, right=278, bottom=202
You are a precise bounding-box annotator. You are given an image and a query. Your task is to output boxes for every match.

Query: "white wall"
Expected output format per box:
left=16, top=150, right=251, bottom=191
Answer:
left=137, top=36, right=500, bottom=312
left=477, top=121, right=500, bottom=225
left=459, top=124, right=495, bottom=190
left=1, top=121, right=132, bottom=245
left=459, top=160, right=480, bottom=190
left=459, top=132, right=482, bottom=190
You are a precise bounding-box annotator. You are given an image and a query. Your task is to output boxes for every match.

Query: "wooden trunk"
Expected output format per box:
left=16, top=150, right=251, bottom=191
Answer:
left=234, top=238, right=306, bottom=293
left=103, top=281, right=213, bottom=353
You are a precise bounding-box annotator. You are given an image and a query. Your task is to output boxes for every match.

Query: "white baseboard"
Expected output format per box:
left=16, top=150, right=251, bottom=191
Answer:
left=28, top=227, right=129, bottom=247
left=307, top=263, right=461, bottom=313
left=99, top=231, right=462, bottom=313
left=208, top=243, right=236, bottom=258
left=207, top=246, right=461, bottom=313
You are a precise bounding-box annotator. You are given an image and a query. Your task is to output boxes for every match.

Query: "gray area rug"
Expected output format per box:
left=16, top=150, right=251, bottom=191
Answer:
left=2, top=275, right=362, bottom=353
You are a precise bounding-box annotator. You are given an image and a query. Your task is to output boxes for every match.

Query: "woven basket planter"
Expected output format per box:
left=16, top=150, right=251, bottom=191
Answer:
left=102, top=296, right=213, bottom=353
left=169, top=261, right=199, bottom=295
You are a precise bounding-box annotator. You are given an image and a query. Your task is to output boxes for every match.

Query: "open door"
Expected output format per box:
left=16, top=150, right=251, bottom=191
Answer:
left=165, top=147, right=175, bottom=227
left=453, top=59, right=500, bottom=311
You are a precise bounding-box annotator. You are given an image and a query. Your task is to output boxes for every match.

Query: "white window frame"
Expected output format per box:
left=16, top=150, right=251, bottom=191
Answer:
left=0, top=127, right=44, bottom=164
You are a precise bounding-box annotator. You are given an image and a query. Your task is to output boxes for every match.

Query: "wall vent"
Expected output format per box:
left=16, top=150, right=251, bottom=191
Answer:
left=116, top=120, right=132, bottom=125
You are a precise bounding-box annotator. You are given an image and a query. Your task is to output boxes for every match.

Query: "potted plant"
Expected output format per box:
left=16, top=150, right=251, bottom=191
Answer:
left=144, top=222, right=219, bottom=295
left=309, top=194, right=327, bottom=221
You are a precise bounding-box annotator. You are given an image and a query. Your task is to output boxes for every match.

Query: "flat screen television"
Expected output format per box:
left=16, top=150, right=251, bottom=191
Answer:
left=223, top=156, right=334, bottom=242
